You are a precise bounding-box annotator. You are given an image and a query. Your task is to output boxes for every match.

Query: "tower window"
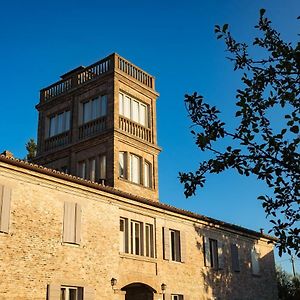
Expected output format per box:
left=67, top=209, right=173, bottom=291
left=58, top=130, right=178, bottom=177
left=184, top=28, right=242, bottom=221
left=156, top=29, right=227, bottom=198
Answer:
left=119, top=152, right=126, bottom=179
left=144, top=161, right=151, bottom=188
left=82, top=95, right=107, bottom=123
left=119, top=92, right=148, bottom=127
left=48, top=110, right=70, bottom=137
left=129, top=154, right=141, bottom=184
left=77, top=154, right=106, bottom=182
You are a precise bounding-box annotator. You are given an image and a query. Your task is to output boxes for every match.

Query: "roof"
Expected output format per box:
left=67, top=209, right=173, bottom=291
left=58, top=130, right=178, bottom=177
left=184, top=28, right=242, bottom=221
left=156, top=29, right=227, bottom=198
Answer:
left=0, top=154, right=276, bottom=242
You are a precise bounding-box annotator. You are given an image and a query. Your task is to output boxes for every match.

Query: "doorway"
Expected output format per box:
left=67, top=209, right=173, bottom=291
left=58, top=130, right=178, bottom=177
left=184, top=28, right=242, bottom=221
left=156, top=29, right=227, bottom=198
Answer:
left=122, top=283, right=154, bottom=300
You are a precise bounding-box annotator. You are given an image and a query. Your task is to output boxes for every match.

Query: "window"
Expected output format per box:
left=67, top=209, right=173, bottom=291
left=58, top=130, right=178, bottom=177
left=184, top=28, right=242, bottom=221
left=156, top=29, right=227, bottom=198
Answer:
left=145, top=223, right=154, bottom=257
left=0, top=185, right=11, bottom=234
left=129, top=154, right=141, bottom=184
left=131, top=220, right=142, bottom=255
left=119, top=92, right=148, bottom=127
left=170, top=229, right=181, bottom=262
left=78, top=161, right=86, bottom=179
left=251, top=246, right=260, bottom=275
left=172, top=295, right=184, bottom=300
left=119, top=152, right=126, bottom=178
left=49, top=110, right=70, bottom=137
left=82, top=95, right=107, bottom=124
left=63, top=202, right=81, bottom=245
left=203, top=237, right=224, bottom=269
left=231, top=243, right=240, bottom=272
left=77, top=154, right=106, bottom=182
left=60, top=286, right=83, bottom=300
left=119, top=217, right=155, bottom=258
left=144, top=161, right=151, bottom=188
left=163, top=227, right=186, bottom=262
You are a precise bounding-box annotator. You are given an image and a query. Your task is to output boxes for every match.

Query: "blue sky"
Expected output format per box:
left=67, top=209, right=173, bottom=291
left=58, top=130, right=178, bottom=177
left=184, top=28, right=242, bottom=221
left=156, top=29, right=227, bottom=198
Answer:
left=0, top=0, right=299, bottom=273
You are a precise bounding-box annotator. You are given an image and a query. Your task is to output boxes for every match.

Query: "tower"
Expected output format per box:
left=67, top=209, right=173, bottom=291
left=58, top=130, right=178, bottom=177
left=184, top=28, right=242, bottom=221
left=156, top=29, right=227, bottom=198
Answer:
left=35, top=53, right=160, bottom=201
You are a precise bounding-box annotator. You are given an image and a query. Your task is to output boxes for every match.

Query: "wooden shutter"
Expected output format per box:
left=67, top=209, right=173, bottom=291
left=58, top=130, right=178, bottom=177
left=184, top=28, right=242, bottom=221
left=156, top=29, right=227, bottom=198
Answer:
left=63, top=202, right=76, bottom=243
left=84, top=286, right=95, bottom=300
left=47, top=284, right=60, bottom=300
left=231, top=243, right=240, bottom=272
left=75, top=203, right=81, bottom=245
left=251, top=247, right=260, bottom=275
left=0, top=185, right=11, bottom=233
left=180, top=231, right=186, bottom=263
left=217, top=241, right=224, bottom=269
left=203, top=236, right=211, bottom=267
left=163, top=227, right=170, bottom=260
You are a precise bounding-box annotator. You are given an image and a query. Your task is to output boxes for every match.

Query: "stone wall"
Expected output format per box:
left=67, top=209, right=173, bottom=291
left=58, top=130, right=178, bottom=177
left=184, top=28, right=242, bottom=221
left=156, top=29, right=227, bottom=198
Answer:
left=0, top=160, right=278, bottom=300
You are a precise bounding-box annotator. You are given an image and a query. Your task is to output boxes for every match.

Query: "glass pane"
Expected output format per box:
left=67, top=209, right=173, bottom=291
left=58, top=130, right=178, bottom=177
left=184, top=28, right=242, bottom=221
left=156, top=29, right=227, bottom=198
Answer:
left=61, top=288, right=66, bottom=300
left=140, top=104, right=147, bottom=126
left=135, top=222, right=140, bottom=254
left=124, top=96, right=130, bottom=118
left=144, top=162, right=150, bottom=187
left=49, top=116, right=56, bottom=137
left=83, top=102, right=91, bottom=123
left=132, top=100, right=139, bottom=123
left=119, top=93, right=124, bottom=115
left=101, top=95, right=107, bottom=116
left=57, top=113, right=63, bottom=134
left=99, top=155, right=106, bottom=179
left=119, top=152, right=125, bottom=178
left=89, top=158, right=96, bottom=181
left=145, top=225, right=150, bottom=257
left=130, top=155, right=140, bottom=184
left=69, top=288, right=77, bottom=300
left=92, top=98, right=100, bottom=120
left=65, top=111, right=70, bottom=131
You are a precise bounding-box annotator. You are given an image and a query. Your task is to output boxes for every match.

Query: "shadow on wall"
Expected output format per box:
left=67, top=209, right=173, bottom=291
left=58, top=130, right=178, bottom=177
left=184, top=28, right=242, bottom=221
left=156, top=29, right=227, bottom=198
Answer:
left=193, top=224, right=278, bottom=300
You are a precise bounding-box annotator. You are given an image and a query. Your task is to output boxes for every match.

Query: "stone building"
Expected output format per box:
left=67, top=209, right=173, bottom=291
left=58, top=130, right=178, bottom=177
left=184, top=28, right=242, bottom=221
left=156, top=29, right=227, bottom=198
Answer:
left=0, top=53, right=278, bottom=300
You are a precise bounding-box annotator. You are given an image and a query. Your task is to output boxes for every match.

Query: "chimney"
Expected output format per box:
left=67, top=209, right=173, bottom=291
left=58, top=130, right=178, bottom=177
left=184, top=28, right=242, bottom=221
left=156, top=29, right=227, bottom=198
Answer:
left=1, top=150, right=14, bottom=158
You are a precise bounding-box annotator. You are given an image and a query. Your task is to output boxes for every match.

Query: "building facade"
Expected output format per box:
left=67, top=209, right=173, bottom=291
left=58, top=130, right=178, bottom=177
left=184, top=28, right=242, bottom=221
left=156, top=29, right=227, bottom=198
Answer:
left=0, top=54, right=278, bottom=300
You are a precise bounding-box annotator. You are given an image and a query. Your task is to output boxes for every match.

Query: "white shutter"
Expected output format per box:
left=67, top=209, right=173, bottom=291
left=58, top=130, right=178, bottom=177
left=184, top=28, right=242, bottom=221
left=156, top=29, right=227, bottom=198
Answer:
left=163, top=227, right=170, bottom=260
left=124, top=96, right=130, bottom=118
left=180, top=231, right=186, bottom=263
left=84, top=286, right=95, bottom=300
left=203, top=236, right=211, bottom=267
left=63, top=202, right=76, bottom=243
left=119, top=93, right=124, bottom=115
left=132, top=100, right=139, bottom=123
left=99, top=155, right=106, bottom=180
left=217, top=241, right=224, bottom=269
left=89, top=158, right=96, bottom=182
left=130, top=155, right=140, bottom=184
left=75, top=203, right=81, bottom=245
left=140, top=104, right=147, bottom=126
left=47, top=284, right=61, bottom=300
left=0, top=185, right=11, bottom=233
left=251, top=247, right=260, bottom=275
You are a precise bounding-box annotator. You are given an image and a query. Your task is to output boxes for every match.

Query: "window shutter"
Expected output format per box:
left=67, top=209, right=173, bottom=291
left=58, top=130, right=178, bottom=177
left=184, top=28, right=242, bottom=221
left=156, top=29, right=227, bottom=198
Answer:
left=0, top=185, right=12, bottom=233
left=63, top=202, right=76, bottom=243
left=231, top=244, right=240, bottom=272
left=217, top=241, right=224, bottom=269
left=203, top=236, right=211, bottom=267
left=84, top=286, right=95, bottom=300
left=164, top=293, right=171, bottom=300
left=75, top=203, right=81, bottom=245
left=251, top=247, right=260, bottom=275
left=180, top=231, right=186, bottom=263
left=163, top=227, right=170, bottom=260
left=47, top=284, right=61, bottom=300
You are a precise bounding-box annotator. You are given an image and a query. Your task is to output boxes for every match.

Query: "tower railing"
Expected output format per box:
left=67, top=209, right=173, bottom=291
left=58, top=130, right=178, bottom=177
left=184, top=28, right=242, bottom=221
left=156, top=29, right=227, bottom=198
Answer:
left=119, top=116, right=152, bottom=143
left=78, top=117, right=107, bottom=139
left=44, top=131, right=71, bottom=151
left=40, top=54, right=156, bottom=103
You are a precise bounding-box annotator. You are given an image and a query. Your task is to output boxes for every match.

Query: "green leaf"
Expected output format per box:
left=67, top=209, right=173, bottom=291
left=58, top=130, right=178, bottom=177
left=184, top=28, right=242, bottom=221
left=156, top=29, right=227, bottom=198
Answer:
left=290, top=125, right=299, bottom=134
left=260, top=8, right=266, bottom=17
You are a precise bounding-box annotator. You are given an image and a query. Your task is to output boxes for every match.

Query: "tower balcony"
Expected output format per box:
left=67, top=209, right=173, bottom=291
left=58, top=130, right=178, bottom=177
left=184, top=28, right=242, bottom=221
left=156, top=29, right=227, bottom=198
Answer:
left=40, top=53, right=156, bottom=103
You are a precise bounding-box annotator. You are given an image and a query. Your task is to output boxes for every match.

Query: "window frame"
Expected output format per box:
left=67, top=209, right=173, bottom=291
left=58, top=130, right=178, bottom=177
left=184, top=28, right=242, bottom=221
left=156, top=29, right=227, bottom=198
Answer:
left=170, top=229, right=181, bottom=262
left=119, top=92, right=149, bottom=127
left=48, top=110, right=71, bottom=138
left=60, top=286, right=83, bottom=300
left=82, top=95, right=107, bottom=124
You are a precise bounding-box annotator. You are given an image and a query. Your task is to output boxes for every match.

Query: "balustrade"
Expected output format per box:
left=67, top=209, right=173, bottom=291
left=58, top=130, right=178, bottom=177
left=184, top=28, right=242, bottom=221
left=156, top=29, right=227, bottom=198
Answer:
left=78, top=117, right=107, bottom=139
left=44, top=131, right=70, bottom=151
left=119, top=116, right=152, bottom=143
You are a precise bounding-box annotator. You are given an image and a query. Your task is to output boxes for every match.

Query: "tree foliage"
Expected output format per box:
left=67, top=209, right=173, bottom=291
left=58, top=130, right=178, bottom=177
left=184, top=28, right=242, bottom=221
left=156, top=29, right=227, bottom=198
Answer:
left=277, top=267, right=300, bottom=300
left=25, top=138, right=37, bottom=162
left=179, top=10, right=300, bottom=257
